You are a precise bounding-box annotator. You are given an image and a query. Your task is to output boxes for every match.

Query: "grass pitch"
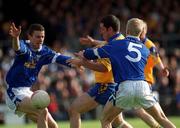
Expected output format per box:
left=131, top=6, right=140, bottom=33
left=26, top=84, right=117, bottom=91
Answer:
left=0, top=116, right=179, bottom=128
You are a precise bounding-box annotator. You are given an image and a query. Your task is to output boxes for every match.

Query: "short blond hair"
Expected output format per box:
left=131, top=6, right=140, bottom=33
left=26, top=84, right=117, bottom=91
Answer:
left=126, top=18, right=144, bottom=36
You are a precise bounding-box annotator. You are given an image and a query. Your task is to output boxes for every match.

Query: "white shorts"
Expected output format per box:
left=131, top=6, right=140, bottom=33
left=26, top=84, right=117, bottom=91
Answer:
left=113, top=80, right=156, bottom=110
left=5, top=87, right=33, bottom=116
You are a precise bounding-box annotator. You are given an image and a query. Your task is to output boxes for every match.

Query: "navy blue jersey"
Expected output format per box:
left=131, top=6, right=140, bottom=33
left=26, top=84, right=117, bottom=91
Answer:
left=84, top=36, right=150, bottom=83
left=6, top=40, right=71, bottom=88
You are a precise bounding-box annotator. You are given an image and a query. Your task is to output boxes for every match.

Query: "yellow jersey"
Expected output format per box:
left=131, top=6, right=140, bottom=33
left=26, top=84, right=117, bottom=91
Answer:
left=144, top=38, right=162, bottom=84
left=94, top=33, right=125, bottom=83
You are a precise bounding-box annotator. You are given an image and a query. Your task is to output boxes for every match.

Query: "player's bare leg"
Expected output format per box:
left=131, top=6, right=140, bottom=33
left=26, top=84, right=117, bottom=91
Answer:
left=145, top=104, right=176, bottom=128
left=101, top=102, right=124, bottom=128
left=17, top=97, right=58, bottom=128
left=37, top=109, right=48, bottom=128
left=68, top=93, right=99, bottom=128
left=155, top=103, right=167, bottom=119
left=134, top=108, right=160, bottom=128
left=112, top=113, right=133, bottom=128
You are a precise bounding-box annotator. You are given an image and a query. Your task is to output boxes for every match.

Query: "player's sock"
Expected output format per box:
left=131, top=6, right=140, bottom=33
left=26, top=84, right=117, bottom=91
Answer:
left=154, top=123, right=161, bottom=128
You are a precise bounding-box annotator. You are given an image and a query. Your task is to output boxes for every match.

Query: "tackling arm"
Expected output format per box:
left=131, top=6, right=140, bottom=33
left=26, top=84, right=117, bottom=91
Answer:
left=83, top=46, right=110, bottom=60
left=80, top=35, right=106, bottom=46
left=81, top=60, right=109, bottom=72
left=67, top=58, right=108, bottom=72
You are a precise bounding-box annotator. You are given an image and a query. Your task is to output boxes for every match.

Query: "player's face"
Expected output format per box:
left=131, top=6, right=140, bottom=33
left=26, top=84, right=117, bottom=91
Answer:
left=29, top=31, right=45, bottom=50
left=140, top=28, right=147, bottom=40
left=99, top=23, right=109, bottom=41
left=140, top=23, right=147, bottom=40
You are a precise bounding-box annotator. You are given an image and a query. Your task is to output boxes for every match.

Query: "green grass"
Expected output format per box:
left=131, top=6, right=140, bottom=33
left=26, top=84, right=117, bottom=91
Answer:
left=0, top=116, right=179, bottom=128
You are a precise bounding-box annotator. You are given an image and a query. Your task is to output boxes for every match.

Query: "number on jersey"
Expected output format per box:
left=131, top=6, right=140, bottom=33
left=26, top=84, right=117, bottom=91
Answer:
left=125, top=42, right=142, bottom=62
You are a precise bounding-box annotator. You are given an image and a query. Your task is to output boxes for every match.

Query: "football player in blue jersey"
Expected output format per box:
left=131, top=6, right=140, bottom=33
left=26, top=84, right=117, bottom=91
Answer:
left=68, top=15, right=164, bottom=128
left=5, top=23, right=72, bottom=128
left=68, top=15, right=133, bottom=128
left=75, top=18, right=176, bottom=128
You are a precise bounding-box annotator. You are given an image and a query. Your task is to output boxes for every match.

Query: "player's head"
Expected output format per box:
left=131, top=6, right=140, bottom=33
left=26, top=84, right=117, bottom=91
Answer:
left=126, top=18, right=144, bottom=38
left=27, top=24, right=45, bottom=50
left=99, top=15, right=120, bottom=41
left=140, top=21, right=148, bottom=40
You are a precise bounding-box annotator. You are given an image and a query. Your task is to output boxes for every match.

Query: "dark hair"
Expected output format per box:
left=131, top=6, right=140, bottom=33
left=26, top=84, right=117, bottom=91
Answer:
left=100, top=15, right=120, bottom=32
left=28, top=24, right=45, bottom=35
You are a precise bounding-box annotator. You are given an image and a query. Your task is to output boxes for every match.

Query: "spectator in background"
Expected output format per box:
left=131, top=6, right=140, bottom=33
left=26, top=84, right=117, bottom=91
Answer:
left=175, top=69, right=180, bottom=114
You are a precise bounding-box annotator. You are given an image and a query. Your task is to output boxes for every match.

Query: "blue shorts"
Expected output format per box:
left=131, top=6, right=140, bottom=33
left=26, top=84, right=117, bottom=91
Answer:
left=87, top=83, right=117, bottom=105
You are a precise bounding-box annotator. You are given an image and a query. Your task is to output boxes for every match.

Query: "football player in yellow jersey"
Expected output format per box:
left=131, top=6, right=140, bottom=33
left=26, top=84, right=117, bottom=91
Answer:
left=132, top=21, right=170, bottom=128
left=141, top=22, right=169, bottom=84
left=68, top=15, right=133, bottom=128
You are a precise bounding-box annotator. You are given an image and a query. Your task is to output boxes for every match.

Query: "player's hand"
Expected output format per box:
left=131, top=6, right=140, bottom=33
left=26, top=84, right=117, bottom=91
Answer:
left=79, top=66, right=85, bottom=72
left=66, top=58, right=82, bottom=67
left=66, top=59, right=85, bottom=72
left=74, top=50, right=86, bottom=60
left=9, top=22, right=21, bottom=38
left=161, top=67, right=169, bottom=77
left=79, top=35, right=95, bottom=45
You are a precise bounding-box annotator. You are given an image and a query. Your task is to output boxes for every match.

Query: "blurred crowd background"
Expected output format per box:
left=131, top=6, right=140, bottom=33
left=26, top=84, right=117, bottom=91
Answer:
left=0, top=0, right=179, bottom=123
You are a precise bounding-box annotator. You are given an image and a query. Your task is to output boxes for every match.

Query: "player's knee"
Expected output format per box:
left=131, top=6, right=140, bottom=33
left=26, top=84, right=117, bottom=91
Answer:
left=112, top=115, right=124, bottom=127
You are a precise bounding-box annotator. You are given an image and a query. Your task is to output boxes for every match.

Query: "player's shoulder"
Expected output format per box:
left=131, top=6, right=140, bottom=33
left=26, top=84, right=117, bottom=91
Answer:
left=144, top=38, right=155, bottom=49
left=111, top=39, right=129, bottom=48
left=41, top=45, right=56, bottom=54
left=19, top=40, right=31, bottom=49
left=20, top=40, right=29, bottom=45
left=117, top=34, right=125, bottom=40
left=111, top=38, right=126, bottom=44
left=41, top=45, right=49, bottom=50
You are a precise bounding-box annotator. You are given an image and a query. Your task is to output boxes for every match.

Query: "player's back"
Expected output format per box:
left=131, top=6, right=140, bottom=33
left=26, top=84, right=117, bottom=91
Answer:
left=102, top=36, right=150, bottom=83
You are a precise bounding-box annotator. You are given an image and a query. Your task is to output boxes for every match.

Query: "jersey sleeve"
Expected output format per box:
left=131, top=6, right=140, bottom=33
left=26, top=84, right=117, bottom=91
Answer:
left=55, top=54, right=72, bottom=67
left=15, top=40, right=28, bottom=55
left=83, top=45, right=111, bottom=60
left=42, top=47, right=71, bottom=67
left=154, top=55, right=162, bottom=65
left=145, top=38, right=161, bottom=64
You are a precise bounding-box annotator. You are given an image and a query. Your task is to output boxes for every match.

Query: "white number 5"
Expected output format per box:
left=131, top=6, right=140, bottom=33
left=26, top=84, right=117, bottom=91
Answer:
left=125, top=42, right=142, bottom=62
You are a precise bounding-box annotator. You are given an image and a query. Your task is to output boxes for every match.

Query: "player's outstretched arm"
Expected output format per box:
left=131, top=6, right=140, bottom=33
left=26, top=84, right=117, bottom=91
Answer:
left=80, top=35, right=104, bottom=46
left=9, top=22, right=21, bottom=51
left=67, top=58, right=108, bottom=72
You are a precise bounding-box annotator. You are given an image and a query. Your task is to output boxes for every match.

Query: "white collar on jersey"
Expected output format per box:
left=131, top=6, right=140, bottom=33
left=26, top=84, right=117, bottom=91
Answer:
left=31, top=45, right=42, bottom=52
